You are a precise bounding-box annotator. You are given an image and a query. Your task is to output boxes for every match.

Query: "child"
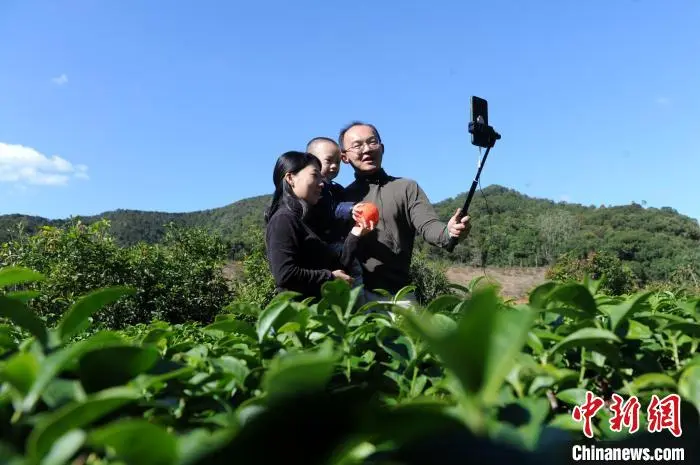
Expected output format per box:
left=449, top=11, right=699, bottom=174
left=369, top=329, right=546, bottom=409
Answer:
left=305, top=137, right=365, bottom=293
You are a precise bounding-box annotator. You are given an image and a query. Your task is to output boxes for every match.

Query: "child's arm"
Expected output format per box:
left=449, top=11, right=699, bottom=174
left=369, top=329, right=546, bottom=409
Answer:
left=334, top=202, right=355, bottom=221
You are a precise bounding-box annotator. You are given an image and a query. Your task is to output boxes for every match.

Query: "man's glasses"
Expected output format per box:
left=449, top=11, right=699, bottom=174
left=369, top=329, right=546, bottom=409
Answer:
left=345, top=138, right=380, bottom=152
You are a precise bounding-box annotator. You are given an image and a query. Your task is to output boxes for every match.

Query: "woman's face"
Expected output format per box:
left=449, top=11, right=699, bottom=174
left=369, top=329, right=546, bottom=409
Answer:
left=288, top=164, right=324, bottom=204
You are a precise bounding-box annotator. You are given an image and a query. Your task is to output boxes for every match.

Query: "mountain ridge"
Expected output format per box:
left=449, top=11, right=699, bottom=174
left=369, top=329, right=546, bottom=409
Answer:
left=2, top=184, right=699, bottom=286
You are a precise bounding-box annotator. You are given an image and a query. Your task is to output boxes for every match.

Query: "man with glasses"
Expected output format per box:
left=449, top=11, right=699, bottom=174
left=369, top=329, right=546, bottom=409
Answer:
left=338, top=121, right=471, bottom=306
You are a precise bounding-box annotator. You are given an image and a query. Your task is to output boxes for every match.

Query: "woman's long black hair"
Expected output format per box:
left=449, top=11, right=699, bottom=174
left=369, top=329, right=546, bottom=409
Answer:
left=264, top=151, right=322, bottom=225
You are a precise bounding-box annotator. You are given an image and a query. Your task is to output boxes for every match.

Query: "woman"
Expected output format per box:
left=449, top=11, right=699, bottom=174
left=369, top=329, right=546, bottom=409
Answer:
left=264, top=151, right=374, bottom=300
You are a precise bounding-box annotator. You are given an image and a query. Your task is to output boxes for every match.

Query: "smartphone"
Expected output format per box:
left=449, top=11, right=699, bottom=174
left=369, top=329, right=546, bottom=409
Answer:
left=470, top=96, right=490, bottom=148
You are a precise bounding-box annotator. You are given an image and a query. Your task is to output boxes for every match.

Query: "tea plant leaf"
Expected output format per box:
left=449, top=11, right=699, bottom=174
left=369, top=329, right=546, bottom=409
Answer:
left=256, top=299, right=295, bottom=342
left=4, top=290, right=41, bottom=303
left=77, top=345, right=161, bottom=393
left=204, top=319, right=257, bottom=341
left=545, top=283, right=598, bottom=316
left=262, top=340, right=338, bottom=404
left=0, top=266, right=45, bottom=289
left=21, top=332, right=127, bottom=412
left=678, top=364, right=700, bottom=413
left=555, top=388, right=589, bottom=406
left=664, top=322, right=700, bottom=338
left=549, top=328, right=621, bottom=356
left=41, top=429, right=86, bottom=465
left=426, top=294, right=462, bottom=313
left=623, top=373, right=677, bottom=395
left=528, top=282, right=557, bottom=308
left=0, top=295, right=48, bottom=347
left=57, top=286, right=136, bottom=342
left=603, top=291, right=652, bottom=332
left=0, top=351, right=40, bottom=396
left=27, top=386, right=141, bottom=462
left=88, top=419, right=178, bottom=465
left=398, top=286, right=536, bottom=406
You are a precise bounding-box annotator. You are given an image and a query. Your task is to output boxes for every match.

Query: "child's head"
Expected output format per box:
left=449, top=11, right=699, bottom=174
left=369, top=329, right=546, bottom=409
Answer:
left=306, top=137, right=341, bottom=181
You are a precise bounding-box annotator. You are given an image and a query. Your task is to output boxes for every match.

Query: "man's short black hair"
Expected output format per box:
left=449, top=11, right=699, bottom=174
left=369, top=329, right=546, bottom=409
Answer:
left=305, top=136, right=338, bottom=152
left=338, top=121, right=381, bottom=150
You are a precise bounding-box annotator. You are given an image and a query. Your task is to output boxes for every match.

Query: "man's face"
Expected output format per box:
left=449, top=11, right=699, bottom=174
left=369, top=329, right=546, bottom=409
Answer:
left=308, top=141, right=341, bottom=181
left=341, top=124, right=383, bottom=175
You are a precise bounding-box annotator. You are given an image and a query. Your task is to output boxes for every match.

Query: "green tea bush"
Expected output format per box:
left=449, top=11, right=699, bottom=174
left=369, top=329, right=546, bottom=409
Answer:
left=409, top=249, right=454, bottom=304
left=546, top=250, right=637, bottom=296
left=0, top=219, right=234, bottom=328
left=0, top=267, right=697, bottom=464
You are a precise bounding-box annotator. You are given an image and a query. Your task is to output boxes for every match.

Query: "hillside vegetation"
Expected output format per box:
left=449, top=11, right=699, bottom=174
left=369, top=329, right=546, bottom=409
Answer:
left=2, top=185, right=699, bottom=287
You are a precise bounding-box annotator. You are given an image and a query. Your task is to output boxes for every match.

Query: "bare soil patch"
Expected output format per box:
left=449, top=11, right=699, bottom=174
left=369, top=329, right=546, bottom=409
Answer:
left=446, top=266, right=548, bottom=302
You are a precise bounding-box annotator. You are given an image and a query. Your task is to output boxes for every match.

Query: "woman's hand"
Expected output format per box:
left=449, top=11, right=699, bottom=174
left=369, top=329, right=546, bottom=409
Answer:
left=332, top=269, right=354, bottom=285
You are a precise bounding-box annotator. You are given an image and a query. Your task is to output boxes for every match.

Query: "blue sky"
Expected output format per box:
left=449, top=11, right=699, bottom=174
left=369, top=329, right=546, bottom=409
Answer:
left=1, top=0, right=699, bottom=222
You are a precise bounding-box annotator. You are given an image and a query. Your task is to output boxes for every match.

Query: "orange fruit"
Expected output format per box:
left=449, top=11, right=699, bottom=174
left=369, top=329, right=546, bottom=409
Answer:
left=355, top=202, right=379, bottom=225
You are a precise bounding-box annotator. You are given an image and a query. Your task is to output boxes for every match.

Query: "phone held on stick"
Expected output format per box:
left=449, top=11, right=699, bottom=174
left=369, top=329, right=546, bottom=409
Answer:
left=445, top=96, right=501, bottom=253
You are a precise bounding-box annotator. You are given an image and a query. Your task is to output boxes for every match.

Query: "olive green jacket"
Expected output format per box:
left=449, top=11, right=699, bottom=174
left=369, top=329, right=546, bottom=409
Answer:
left=343, top=168, right=452, bottom=295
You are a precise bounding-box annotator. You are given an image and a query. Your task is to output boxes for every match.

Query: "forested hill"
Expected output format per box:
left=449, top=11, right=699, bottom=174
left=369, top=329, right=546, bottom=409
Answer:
left=2, top=185, right=699, bottom=283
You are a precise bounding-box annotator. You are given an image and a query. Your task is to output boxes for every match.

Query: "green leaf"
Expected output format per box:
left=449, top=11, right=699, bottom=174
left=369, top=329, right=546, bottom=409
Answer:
left=603, top=291, right=652, bottom=332
left=262, top=340, right=338, bottom=404
left=0, top=295, right=48, bottom=347
left=88, top=419, right=178, bottom=465
left=528, top=282, right=557, bottom=308
left=426, top=294, right=462, bottom=314
left=549, top=328, right=621, bottom=356
left=555, top=388, right=589, bottom=406
left=211, top=356, right=250, bottom=389
left=0, top=266, right=45, bottom=289
left=77, top=345, right=161, bottom=393
left=203, top=319, right=257, bottom=341
left=397, top=286, right=536, bottom=405
left=41, top=429, right=86, bottom=465
left=0, top=351, right=40, bottom=395
left=27, top=386, right=141, bottom=462
left=623, top=373, right=677, bottom=395
left=664, top=322, right=700, bottom=338
left=4, top=290, right=41, bottom=303
left=256, top=300, right=295, bottom=342
left=546, top=283, right=598, bottom=316
left=57, top=286, right=135, bottom=342
left=678, top=364, right=700, bottom=414
left=21, top=332, right=126, bottom=412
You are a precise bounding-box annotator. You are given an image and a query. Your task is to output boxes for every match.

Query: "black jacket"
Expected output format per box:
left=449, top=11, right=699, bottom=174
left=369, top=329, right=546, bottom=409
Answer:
left=265, top=205, right=360, bottom=299
left=304, top=180, right=354, bottom=243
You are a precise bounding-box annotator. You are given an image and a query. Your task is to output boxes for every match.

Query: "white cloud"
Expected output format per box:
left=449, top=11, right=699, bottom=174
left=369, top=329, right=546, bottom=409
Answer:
left=655, top=97, right=670, bottom=106
left=0, top=142, right=89, bottom=187
left=51, top=74, right=68, bottom=86
left=559, top=194, right=571, bottom=202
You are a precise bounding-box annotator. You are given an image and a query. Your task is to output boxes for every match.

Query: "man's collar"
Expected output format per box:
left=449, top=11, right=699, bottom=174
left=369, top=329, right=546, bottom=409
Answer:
left=354, top=168, right=389, bottom=184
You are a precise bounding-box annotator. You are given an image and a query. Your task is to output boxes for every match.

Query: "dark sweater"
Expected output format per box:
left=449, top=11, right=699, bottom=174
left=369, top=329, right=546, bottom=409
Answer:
left=265, top=205, right=361, bottom=299
left=304, top=180, right=354, bottom=243
left=343, top=168, right=452, bottom=295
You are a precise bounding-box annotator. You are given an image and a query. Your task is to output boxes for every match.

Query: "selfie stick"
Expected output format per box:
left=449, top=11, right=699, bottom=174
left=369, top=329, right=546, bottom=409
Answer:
left=445, top=117, right=501, bottom=253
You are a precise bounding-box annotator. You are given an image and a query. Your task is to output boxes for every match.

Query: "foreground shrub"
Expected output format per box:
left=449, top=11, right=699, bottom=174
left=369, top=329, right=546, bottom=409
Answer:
left=0, top=267, right=697, bottom=464
left=0, top=219, right=234, bottom=328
